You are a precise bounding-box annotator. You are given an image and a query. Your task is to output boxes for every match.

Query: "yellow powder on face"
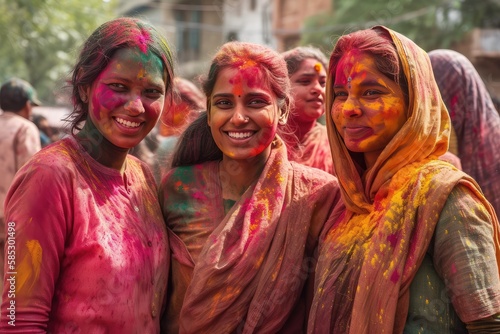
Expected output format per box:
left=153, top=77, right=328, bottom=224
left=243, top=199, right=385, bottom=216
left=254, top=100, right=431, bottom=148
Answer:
left=16, top=240, right=43, bottom=295
left=314, top=63, right=322, bottom=73
left=137, top=68, right=146, bottom=80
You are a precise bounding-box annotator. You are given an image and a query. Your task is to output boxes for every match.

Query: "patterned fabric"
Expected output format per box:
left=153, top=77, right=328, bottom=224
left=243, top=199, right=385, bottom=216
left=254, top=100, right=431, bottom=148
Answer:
left=307, top=26, right=500, bottom=334
left=428, top=49, right=500, bottom=216
left=290, top=123, right=335, bottom=175
left=0, top=137, right=169, bottom=333
left=160, top=138, right=341, bottom=333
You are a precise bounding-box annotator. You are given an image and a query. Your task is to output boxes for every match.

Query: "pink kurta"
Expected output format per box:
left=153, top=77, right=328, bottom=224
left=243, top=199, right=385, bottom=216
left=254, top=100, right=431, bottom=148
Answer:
left=0, top=136, right=169, bottom=333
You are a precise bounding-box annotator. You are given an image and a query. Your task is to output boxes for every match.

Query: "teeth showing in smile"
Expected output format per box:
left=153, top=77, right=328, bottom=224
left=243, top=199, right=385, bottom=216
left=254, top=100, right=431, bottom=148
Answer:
left=116, top=117, right=140, bottom=128
left=228, top=131, right=253, bottom=139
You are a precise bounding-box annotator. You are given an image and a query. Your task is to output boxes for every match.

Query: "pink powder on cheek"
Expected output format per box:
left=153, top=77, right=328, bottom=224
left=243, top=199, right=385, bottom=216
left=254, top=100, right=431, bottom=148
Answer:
left=94, top=85, right=128, bottom=117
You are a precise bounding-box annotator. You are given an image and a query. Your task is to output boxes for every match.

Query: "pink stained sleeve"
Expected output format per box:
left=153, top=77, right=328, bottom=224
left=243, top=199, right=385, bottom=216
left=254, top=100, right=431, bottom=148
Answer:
left=1, top=161, right=69, bottom=332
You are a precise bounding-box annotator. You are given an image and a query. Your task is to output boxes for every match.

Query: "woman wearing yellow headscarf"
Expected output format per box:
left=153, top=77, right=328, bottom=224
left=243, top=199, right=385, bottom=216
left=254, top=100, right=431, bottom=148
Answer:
left=308, top=26, right=500, bottom=333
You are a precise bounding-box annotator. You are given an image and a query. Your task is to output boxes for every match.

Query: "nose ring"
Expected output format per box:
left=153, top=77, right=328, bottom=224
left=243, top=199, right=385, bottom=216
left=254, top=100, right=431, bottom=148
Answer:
left=244, top=116, right=249, bottom=122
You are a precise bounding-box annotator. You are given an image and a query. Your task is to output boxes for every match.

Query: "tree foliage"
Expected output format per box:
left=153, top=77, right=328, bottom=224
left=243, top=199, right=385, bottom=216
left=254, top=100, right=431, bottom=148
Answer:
left=301, top=0, right=500, bottom=54
left=0, top=0, right=117, bottom=105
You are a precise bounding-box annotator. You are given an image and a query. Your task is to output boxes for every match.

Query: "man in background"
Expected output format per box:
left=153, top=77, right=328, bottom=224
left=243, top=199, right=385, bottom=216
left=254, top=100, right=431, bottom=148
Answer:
left=0, top=77, right=42, bottom=297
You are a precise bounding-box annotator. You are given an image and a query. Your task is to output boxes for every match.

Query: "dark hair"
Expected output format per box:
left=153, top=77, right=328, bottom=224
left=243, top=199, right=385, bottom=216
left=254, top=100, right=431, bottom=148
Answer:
left=327, top=27, right=409, bottom=109
left=32, top=114, right=48, bottom=127
left=282, top=46, right=328, bottom=76
left=171, top=112, right=222, bottom=167
left=173, top=41, right=292, bottom=167
left=66, top=17, right=175, bottom=134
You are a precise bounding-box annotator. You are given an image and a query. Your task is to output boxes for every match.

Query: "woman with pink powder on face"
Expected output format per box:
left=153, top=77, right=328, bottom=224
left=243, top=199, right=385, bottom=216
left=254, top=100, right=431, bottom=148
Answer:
left=282, top=46, right=335, bottom=175
left=0, top=17, right=174, bottom=332
left=159, top=41, right=342, bottom=333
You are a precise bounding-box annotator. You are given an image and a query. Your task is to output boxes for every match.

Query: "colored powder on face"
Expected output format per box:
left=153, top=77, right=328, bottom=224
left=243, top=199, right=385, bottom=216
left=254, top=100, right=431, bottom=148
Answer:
left=228, top=66, right=264, bottom=96
left=137, top=68, right=146, bottom=80
left=229, top=72, right=243, bottom=96
left=314, top=63, right=322, bottom=73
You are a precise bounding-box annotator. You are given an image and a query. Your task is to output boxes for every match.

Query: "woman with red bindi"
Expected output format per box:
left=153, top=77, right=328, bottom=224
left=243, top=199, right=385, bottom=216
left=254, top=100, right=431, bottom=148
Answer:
left=0, top=17, right=174, bottom=332
left=282, top=46, right=335, bottom=175
left=159, top=41, right=342, bottom=333
left=308, top=26, right=500, bottom=333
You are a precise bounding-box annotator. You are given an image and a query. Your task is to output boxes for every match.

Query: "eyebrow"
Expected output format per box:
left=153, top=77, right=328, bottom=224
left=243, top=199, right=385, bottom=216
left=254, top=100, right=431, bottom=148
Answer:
left=333, top=79, right=385, bottom=89
left=212, top=93, right=233, bottom=99
left=212, top=92, right=271, bottom=98
left=297, top=72, right=326, bottom=78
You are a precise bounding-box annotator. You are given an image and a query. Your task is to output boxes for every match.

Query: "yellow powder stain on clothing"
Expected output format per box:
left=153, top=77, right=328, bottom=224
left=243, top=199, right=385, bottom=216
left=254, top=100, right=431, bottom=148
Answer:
left=465, top=238, right=472, bottom=247
left=17, top=240, right=43, bottom=295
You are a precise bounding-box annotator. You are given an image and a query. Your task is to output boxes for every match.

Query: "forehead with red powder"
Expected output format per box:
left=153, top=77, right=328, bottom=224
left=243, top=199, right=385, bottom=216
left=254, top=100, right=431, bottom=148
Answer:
left=334, top=49, right=367, bottom=86
left=228, top=66, right=264, bottom=96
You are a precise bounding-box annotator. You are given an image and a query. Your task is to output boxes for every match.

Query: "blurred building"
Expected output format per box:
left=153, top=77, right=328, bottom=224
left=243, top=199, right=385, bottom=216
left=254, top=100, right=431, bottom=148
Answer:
left=116, top=0, right=329, bottom=79
left=116, top=1, right=499, bottom=101
left=453, top=28, right=500, bottom=102
left=221, top=0, right=275, bottom=46
left=272, top=0, right=331, bottom=52
left=118, top=0, right=224, bottom=79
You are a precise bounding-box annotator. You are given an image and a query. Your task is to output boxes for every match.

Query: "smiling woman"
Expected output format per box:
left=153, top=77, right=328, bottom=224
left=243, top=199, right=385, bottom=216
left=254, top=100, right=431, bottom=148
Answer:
left=159, top=41, right=342, bottom=333
left=0, top=17, right=174, bottom=332
left=308, top=26, right=500, bottom=333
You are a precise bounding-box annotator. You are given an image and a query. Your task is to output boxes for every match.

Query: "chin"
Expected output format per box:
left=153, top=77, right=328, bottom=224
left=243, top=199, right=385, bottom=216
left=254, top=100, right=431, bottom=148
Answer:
left=112, top=140, right=143, bottom=150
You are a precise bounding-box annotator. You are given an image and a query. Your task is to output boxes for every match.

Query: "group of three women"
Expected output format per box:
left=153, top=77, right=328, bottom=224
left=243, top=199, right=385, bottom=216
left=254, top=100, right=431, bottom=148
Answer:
left=1, top=16, right=499, bottom=333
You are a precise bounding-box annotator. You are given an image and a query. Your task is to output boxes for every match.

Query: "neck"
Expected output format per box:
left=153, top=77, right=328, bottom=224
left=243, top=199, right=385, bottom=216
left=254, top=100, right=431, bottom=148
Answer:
left=76, top=119, right=129, bottom=171
left=288, top=118, right=316, bottom=142
left=219, top=152, right=269, bottom=201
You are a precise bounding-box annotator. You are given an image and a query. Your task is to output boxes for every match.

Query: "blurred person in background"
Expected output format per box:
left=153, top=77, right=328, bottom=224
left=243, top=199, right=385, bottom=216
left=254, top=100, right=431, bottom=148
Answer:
left=429, top=49, right=500, bottom=216
left=32, top=113, right=60, bottom=147
left=282, top=46, right=335, bottom=175
left=0, top=77, right=42, bottom=298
